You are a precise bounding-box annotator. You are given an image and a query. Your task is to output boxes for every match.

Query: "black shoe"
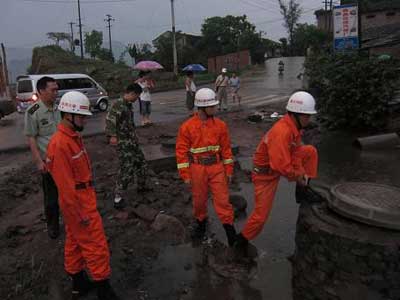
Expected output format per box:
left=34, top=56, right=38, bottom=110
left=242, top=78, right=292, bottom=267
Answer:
left=223, top=224, right=237, bottom=247
left=233, top=233, right=258, bottom=259
left=47, top=210, right=60, bottom=239
left=295, top=185, right=323, bottom=204
left=113, top=198, right=126, bottom=210
left=70, top=270, right=93, bottom=299
left=191, top=219, right=207, bottom=240
left=96, top=279, right=120, bottom=300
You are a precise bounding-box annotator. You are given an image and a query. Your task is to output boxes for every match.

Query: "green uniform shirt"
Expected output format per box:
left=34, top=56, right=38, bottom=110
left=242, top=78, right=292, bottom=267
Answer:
left=105, top=98, right=135, bottom=138
left=24, top=100, right=62, bottom=158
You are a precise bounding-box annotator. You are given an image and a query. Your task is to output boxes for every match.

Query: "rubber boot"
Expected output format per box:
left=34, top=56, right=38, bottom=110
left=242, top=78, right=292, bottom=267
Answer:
left=96, top=279, right=120, bottom=300
left=223, top=224, right=237, bottom=247
left=234, top=233, right=249, bottom=257
left=70, top=270, right=93, bottom=299
left=295, top=184, right=322, bottom=204
left=46, top=207, right=60, bottom=239
left=191, top=219, right=207, bottom=240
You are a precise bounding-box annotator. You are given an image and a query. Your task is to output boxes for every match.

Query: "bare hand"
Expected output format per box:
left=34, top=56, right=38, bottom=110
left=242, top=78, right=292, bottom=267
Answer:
left=109, top=136, right=118, bottom=146
left=36, top=160, right=47, bottom=173
left=184, top=179, right=191, bottom=185
left=297, top=175, right=309, bottom=187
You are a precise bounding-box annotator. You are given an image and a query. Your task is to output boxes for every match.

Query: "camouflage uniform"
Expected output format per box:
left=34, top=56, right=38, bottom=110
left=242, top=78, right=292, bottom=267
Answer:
left=105, top=98, right=148, bottom=195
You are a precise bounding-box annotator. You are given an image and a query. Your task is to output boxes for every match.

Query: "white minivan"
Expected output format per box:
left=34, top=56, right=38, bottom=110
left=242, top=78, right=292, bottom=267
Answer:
left=16, top=74, right=109, bottom=113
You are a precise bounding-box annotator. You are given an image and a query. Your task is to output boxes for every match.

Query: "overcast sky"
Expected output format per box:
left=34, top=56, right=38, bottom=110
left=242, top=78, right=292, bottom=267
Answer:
left=1, top=0, right=326, bottom=49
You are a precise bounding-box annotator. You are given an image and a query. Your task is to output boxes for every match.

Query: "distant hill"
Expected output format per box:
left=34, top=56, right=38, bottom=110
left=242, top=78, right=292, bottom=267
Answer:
left=30, top=45, right=133, bottom=97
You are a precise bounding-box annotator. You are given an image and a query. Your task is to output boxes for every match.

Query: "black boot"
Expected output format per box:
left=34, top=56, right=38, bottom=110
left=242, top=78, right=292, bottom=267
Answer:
left=191, top=219, right=207, bottom=240
left=70, top=270, right=93, bottom=299
left=46, top=208, right=60, bottom=239
left=234, top=233, right=249, bottom=257
left=223, top=224, right=237, bottom=247
left=96, top=279, right=120, bottom=300
left=295, top=184, right=323, bottom=204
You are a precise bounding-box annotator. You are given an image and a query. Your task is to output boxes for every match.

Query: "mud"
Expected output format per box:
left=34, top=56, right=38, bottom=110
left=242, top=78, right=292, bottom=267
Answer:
left=0, top=108, right=285, bottom=300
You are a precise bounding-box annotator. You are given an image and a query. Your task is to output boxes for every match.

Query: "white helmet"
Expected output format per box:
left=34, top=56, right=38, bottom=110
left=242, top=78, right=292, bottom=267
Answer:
left=286, top=91, right=317, bottom=115
left=222, top=68, right=227, bottom=73
left=58, top=91, right=92, bottom=116
left=194, top=88, right=219, bottom=107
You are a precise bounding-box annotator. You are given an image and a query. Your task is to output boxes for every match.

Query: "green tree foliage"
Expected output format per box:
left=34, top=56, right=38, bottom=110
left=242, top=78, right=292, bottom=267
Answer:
left=305, top=53, right=400, bottom=130
left=292, top=24, right=330, bottom=56
left=46, top=32, right=71, bottom=46
left=153, top=32, right=203, bottom=72
left=97, top=48, right=114, bottom=62
left=199, top=15, right=264, bottom=62
left=278, top=0, right=302, bottom=55
left=279, top=38, right=289, bottom=56
left=84, top=30, right=103, bottom=59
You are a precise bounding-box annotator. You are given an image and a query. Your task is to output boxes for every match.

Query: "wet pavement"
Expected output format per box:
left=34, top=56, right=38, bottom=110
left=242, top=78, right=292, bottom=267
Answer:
left=0, top=57, right=305, bottom=153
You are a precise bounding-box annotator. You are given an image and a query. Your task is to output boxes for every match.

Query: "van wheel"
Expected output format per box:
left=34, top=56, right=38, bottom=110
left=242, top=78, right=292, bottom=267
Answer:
left=98, top=99, right=108, bottom=112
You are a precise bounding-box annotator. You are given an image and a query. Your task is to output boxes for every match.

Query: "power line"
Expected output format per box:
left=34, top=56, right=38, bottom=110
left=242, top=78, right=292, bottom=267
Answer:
left=20, top=0, right=139, bottom=3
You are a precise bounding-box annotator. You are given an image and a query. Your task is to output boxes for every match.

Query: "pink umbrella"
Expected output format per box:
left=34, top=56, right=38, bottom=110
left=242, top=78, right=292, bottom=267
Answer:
left=134, top=61, right=164, bottom=71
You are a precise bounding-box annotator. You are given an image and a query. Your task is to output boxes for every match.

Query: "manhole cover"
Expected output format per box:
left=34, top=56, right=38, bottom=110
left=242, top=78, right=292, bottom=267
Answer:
left=329, top=183, right=400, bottom=231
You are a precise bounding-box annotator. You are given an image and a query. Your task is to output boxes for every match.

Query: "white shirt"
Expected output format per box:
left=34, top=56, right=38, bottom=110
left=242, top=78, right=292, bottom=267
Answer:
left=138, top=82, right=151, bottom=102
left=186, top=80, right=196, bottom=92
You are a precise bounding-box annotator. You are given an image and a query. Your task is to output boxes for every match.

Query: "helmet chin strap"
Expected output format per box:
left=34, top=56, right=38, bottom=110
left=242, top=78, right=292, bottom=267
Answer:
left=293, top=113, right=303, bottom=130
left=68, top=114, right=84, bottom=132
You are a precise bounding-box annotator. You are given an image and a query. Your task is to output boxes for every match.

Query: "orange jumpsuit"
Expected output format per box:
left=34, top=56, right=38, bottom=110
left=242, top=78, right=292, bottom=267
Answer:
left=46, top=123, right=111, bottom=281
left=242, top=114, right=318, bottom=240
left=176, top=113, right=234, bottom=225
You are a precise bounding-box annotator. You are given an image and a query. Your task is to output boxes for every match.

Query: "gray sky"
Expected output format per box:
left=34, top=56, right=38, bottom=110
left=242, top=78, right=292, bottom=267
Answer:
left=1, top=0, right=325, bottom=49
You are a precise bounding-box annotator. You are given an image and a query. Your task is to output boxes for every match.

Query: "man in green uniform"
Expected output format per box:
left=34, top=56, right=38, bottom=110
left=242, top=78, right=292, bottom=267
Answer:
left=105, top=83, right=151, bottom=209
left=24, top=76, right=61, bottom=239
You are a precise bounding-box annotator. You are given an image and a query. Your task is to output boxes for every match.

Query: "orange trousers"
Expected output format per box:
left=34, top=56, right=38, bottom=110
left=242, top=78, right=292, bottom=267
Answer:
left=190, top=162, right=234, bottom=225
left=242, top=145, right=318, bottom=240
left=64, top=212, right=111, bottom=281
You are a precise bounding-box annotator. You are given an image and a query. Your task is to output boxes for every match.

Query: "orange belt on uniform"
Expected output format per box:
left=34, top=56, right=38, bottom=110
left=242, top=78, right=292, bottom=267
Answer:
left=189, top=154, right=220, bottom=166
left=75, top=181, right=93, bottom=190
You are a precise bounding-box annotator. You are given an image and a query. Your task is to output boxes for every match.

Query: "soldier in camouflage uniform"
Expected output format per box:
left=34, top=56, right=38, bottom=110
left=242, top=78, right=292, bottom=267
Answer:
left=105, top=84, right=150, bottom=209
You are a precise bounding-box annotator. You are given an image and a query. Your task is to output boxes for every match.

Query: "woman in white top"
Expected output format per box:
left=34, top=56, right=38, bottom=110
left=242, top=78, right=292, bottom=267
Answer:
left=135, top=71, right=155, bottom=125
left=185, top=71, right=196, bottom=116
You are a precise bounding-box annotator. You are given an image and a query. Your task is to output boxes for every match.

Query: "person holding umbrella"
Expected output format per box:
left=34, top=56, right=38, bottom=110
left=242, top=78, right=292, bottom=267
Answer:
left=185, top=71, right=196, bottom=116
left=135, top=71, right=155, bottom=126
left=133, top=60, right=163, bottom=126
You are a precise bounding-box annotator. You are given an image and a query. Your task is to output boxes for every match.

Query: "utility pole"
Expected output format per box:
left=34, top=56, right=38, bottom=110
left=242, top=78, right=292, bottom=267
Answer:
left=1, top=44, right=11, bottom=99
left=77, top=0, right=84, bottom=59
left=68, top=22, right=76, bottom=53
left=105, top=14, right=115, bottom=59
left=170, top=0, right=178, bottom=76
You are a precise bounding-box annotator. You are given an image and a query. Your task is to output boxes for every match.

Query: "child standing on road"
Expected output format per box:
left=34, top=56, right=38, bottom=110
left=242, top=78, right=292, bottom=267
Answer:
left=105, top=84, right=150, bottom=209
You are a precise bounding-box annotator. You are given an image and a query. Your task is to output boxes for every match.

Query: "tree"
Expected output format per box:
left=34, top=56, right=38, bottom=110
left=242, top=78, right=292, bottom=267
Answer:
left=97, top=48, right=114, bottom=62
left=84, top=30, right=103, bottom=59
left=200, top=15, right=264, bottom=62
left=127, top=43, right=153, bottom=65
left=279, top=38, right=289, bottom=56
left=291, top=24, right=330, bottom=56
left=278, top=0, right=302, bottom=55
left=47, top=32, right=71, bottom=46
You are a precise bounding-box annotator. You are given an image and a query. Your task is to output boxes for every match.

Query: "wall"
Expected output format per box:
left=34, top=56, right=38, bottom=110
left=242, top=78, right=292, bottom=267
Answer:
left=207, top=50, right=251, bottom=73
left=362, top=9, right=400, bottom=30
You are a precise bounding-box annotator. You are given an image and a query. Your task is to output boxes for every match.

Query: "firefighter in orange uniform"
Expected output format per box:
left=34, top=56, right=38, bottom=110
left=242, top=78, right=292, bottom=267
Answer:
left=46, top=91, right=120, bottom=300
left=176, top=88, right=237, bottom=246
left=235, top=91, right=319, bottom=256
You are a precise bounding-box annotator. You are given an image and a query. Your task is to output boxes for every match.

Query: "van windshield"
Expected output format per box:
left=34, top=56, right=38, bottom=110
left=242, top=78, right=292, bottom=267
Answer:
left=18, top=80, right=33, bottom=93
